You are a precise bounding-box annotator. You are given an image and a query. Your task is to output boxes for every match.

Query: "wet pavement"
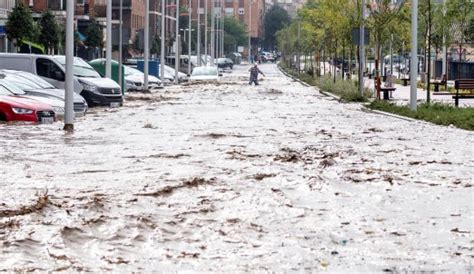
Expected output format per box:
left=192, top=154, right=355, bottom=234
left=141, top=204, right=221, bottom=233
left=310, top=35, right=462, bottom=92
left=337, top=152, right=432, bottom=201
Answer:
left=0, top=63, right=473, bottom=271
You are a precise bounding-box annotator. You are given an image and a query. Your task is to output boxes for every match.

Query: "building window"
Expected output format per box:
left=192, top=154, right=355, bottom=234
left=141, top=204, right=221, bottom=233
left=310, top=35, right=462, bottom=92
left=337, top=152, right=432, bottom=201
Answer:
left=198, top=7, right=204, bottom=14
left=238, top=7, right=244, bottom=15
left=225, top=8, right=233, bottom=15
left=77, top=0, right=85, bottom=5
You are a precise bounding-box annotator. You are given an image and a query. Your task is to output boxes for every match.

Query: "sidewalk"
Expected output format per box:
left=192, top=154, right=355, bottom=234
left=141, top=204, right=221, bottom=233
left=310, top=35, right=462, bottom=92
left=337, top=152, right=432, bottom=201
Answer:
left=316, top=62, right=473, bottom=107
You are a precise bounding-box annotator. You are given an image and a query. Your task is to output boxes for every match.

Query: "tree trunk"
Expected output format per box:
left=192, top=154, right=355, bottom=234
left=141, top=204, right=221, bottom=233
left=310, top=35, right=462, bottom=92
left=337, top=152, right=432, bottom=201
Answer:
left=341, top=41, right=345, bottom=80
left=334, top=39, right=337, bottom=83
left=323, top=49, right=326, bottom=76
left=350, top=44, right=353, bottom=78
left=426, top=0, right=431, bottom=103
left=375, top=36, right=381, bottom=99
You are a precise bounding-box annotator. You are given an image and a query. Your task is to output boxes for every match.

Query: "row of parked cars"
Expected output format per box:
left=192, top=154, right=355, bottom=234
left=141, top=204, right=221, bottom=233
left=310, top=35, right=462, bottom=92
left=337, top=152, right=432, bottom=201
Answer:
left=0, top=53, right=235, bottom=124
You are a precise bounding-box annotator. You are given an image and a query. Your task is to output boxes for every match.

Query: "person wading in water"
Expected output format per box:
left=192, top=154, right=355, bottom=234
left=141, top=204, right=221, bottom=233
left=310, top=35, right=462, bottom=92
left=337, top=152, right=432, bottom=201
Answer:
left=248, top=63, right=265, bottom=85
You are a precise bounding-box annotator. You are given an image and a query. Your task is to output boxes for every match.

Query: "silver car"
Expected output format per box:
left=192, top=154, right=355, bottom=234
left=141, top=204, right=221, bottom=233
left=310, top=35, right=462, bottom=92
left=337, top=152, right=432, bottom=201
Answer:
left=0, top=70, right=88, bottom=116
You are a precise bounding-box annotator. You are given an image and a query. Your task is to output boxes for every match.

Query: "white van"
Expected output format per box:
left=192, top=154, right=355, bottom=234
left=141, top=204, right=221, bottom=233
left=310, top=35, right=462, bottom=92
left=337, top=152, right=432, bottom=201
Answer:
left=0, top=53, right=122, bottom=107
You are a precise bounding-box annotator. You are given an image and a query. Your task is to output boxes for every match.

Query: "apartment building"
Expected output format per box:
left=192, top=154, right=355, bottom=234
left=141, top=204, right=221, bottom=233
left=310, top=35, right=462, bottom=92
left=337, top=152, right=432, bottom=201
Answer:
left=0, top=0, right=15, bottom=52
left=188, top=0, right=265, bottom=54
left=18, top=0, right=96, bottom=19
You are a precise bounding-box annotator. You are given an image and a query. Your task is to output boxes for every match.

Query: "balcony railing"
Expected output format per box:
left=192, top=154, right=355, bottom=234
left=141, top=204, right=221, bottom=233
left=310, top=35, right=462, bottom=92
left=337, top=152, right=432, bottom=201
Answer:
left=0, top=0, right=15, bottom=16
left=48, top=0, right=66, bottom=10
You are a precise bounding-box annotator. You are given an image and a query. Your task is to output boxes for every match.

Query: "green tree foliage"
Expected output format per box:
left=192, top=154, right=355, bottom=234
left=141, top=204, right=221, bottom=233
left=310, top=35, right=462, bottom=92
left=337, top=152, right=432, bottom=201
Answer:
left=466, top=17, right=474, bottom=43
left=85, top=19, right=103, bottom=48
left=263, top=5, right=291, bottom=50
left=366, top=0, right=407, bottom=77
left=223, top=17, right=248, bottom=53
left=446, top=0, right=474, bottom=60
left=38, top=10, right=60, bottom=53
left=150, top=35, right=161, bottom=55
left=6, top=3, right=35, bottom=48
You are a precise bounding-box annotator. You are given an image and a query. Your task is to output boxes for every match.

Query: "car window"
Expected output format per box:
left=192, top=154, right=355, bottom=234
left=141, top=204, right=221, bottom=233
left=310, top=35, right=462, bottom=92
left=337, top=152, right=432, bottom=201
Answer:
left=16, top=72, right=55, bottom=89
left=0, top=80, right=26, bottom=95
left=192, top=67, right=217, bottom=76
left=53, top=56, right=101, bottom=78
left=125, top=67, right=143, bottom=76
left=8, top=78, right=37, bottom=90
left=36, top=58, right=50, bottom=78
left=0, top=85, right=11, bottom=95
left=36, top=58, right=64, bottom=81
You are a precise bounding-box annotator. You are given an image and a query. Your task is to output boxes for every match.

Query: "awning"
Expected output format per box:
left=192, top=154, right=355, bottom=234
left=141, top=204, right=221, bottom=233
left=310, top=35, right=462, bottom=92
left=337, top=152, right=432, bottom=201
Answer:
left=76, top=31, right=87, bottom=42
left=19, top=40, right=45, bottom=54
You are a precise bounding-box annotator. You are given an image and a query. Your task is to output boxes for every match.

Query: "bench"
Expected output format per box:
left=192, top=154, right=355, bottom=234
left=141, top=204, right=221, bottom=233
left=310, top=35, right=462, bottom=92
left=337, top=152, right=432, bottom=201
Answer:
left=453, top=79, right=474, bottom=107
left=430, top=74, right=447, bottom=92
left=380, top=87, right=396, bottom=100
left=401, top=78, right=410, bottom=86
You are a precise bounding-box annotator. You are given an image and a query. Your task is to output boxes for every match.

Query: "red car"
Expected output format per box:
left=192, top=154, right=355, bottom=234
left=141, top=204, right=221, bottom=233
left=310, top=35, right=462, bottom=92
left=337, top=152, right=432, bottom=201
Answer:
left=0, top=87, right=55, bottom=123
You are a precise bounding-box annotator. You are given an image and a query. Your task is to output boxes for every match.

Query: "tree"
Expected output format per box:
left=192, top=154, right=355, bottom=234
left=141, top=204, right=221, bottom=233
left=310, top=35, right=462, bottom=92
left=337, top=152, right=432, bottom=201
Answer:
left=263, top=5, right=291, bottom=50
left=6, top=3, right=35, bottom=50
left=85, top=19, right=103, bottom=48
left=223, top=17, right=248, bottom=53
left=446, top=0, right=474, bottom=63
left=466, top=17, right=474, bottom=43
left=39, top=10, right=60, bottom=54
left=150, top=35, right=161, bottom=55
left=366, top=0, right=407, bottom=98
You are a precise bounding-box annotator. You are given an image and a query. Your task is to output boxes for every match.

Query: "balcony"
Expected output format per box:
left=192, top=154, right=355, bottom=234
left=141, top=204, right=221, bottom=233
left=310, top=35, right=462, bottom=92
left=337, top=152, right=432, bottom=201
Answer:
left=0, top=0, right=15, bottom=18
left=111, top=0, right=132, bottom=8
left=48, top=0, right=66, bottom=10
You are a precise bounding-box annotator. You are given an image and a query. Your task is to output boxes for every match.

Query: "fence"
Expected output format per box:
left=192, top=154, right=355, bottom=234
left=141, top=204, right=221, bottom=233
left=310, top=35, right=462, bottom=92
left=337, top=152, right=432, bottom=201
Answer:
left=434, top=60, right=474, bottom=80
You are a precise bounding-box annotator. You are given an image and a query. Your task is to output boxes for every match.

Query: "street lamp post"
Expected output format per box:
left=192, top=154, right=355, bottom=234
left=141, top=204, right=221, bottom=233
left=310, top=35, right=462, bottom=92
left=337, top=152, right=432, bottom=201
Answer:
left=210, top=1, right=215, bottom=65
left=118, top=0, right=123, bottom=93
left=221, top=2, right=224, bottom=58
left=64, top=0, right=75, bottom=132
left=204, top=0, right=208, bottom=64
left=188, top=0, right=192, bottom=75
left=106, top=0, right=112, bottom=78
left=359, top=0, right=365, bottom=96
left=248, top=0, right=252, bottom=63
left=197, top=0, right=201, bottom=66
left=175, top=0, right=180, bottom=84
left=410, top=0, right=418, bottom=111
left=144, top=0, right=150, bottom=90
left=441, top=0, right=447, bottom=79
left=160, top=0, right=166, bottom=86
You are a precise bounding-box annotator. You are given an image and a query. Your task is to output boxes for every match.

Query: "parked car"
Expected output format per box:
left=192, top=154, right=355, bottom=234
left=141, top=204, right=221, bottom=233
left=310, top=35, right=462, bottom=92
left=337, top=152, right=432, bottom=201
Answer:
left=259, top=52, right=275, bottom=63
left=216, top=58, right=233, bottom=69
left=164, top=65, right=189, bottom=82
left=0, top=70, right=88, bottom=117
left=0, top=84, right=55, bottom=123
left=0, top=78, right=65, bottom=118
left=124, top=66, right=162, bottom=91
left=0, top=53, right=123, bottom=107
left=190, top=66, right=220, bottom=82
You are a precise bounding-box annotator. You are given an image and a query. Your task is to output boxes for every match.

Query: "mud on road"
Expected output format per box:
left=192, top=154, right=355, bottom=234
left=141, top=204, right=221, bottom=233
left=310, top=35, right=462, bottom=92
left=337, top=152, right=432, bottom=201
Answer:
left=0, top=64, right=473, bottom=271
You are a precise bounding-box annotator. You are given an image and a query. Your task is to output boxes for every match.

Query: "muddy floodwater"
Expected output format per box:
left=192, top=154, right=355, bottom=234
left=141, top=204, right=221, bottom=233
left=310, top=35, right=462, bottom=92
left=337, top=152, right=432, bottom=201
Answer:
left=0, top=64, right=473, bottom=271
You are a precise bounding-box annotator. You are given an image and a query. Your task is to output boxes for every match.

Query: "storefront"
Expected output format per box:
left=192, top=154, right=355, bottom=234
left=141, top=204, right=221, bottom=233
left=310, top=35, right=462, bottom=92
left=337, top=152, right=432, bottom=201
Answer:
left=0, top=22, right=7, bottom=52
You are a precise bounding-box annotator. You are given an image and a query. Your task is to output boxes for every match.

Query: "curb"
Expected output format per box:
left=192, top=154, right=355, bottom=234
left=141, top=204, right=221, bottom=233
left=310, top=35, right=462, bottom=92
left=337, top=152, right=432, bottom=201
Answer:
left=318, top=90, right=341, bottom=101
left=360, top=107, right=419, bottom=122
left=277, top=65, right=425, bottom=124
left=277, top=65, right=341, bottom=100
left=277, top=65, right=310, bottom=87
left=276, top=64, right=466, bottom=129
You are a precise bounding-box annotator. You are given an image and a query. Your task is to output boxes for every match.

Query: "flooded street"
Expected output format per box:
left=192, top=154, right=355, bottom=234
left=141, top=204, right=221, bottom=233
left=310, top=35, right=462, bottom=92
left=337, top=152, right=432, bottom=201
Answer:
left=0, top=63, right=473, bottom=271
